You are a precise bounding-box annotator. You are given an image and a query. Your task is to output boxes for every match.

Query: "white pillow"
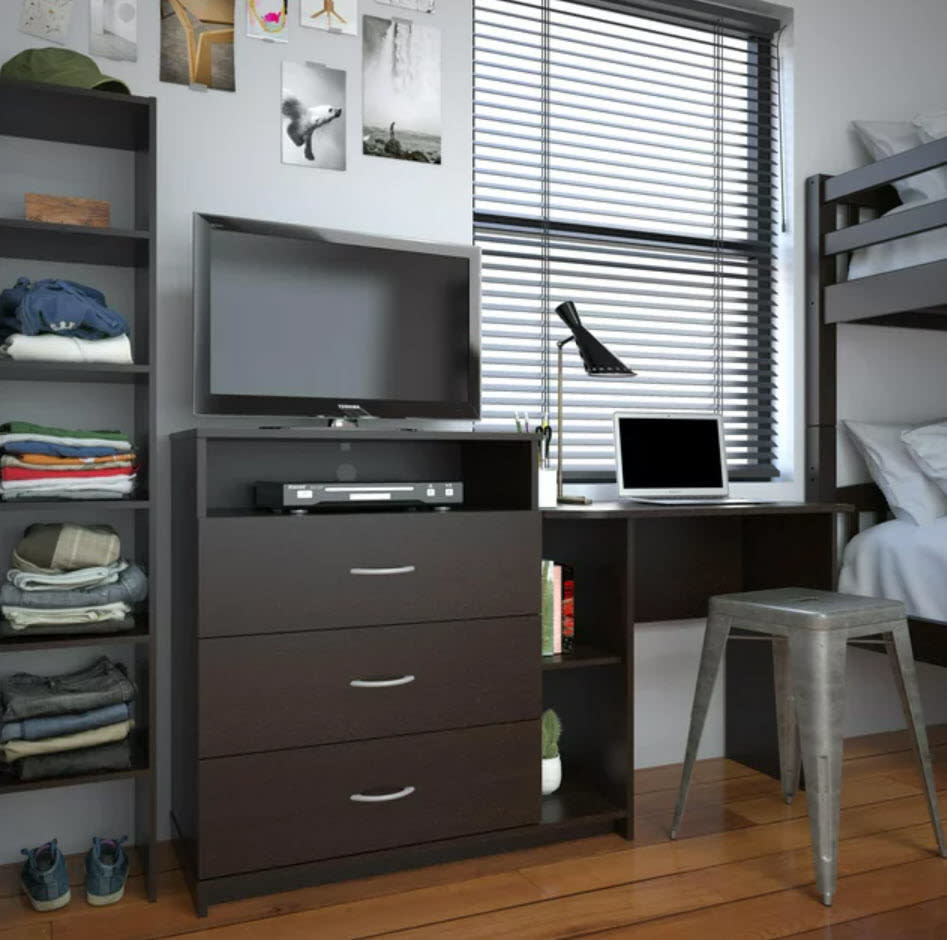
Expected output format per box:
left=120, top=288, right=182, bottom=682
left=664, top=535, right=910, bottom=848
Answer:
left=902, top=420, right=947, bottom=494
left=851, top=120, right=947, bottom=203
left=844, top=420, right=947, bottom=525
left=914, top=110, right=947, bottom=143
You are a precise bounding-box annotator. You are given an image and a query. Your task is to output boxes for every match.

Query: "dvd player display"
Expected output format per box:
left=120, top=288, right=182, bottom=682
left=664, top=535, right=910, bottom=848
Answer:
left=255, top=481, right=463, bottom=511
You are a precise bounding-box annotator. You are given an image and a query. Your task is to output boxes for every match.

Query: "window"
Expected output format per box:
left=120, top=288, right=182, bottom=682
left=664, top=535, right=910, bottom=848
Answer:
left=473, top=0, right=782, bottom=479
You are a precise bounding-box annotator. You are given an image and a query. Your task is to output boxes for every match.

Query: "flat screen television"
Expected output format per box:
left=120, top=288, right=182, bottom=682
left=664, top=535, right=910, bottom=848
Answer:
left=193, top=213, right=481, bottom=420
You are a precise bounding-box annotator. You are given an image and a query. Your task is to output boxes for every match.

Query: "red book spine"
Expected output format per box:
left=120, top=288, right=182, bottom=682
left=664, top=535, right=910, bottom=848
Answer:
left=561, top=564, right=575, bottom=653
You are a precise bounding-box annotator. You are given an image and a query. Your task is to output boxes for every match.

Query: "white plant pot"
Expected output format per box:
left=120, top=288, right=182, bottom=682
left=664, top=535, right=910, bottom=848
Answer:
left=541, top=755, right=562, bottom=795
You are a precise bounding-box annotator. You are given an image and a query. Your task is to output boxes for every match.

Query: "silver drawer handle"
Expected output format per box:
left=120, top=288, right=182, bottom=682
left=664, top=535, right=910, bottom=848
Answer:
left=350, top=786, right=416, bottom=803
left=349, top=565, right=416, bottom=576
left=349, top=675, right=416, bottom=689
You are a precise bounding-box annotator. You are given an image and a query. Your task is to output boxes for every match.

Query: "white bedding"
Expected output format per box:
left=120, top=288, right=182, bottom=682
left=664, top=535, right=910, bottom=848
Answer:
left=848, top=197, right=947, bottom=280
left=838, top=516, right=947, bottom=621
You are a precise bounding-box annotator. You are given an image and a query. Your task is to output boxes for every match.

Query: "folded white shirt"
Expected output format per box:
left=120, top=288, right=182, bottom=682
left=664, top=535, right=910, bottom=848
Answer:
left=7, top=561, right=128, bottom=591
left=2, top=601, right=131, bottom=628
left=0, top=333, right=133, bottom=365
left=1, top=489, right=132, bottom=500
left=0, top=477, right=135, bottom=491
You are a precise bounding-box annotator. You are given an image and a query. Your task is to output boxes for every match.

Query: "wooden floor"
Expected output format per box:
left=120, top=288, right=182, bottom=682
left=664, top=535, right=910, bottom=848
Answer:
left=3, top=725, right=947, bottom=939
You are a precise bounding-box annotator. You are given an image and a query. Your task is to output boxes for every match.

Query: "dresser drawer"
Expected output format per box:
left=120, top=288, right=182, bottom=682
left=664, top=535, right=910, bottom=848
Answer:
left=198, top=617, right=540, bottom=756
left=198, top=511, right=539, bottom=636
left=198, top=722, right=539, bottom=878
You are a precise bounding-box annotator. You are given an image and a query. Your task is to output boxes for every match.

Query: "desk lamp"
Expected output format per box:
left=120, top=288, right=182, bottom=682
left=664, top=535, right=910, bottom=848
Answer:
left=554, top=301, right=636, bottom=505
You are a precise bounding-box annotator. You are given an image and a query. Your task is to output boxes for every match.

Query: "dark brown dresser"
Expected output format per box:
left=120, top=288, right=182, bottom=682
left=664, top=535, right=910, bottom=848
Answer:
left=170, top=428, right=546, bottom=914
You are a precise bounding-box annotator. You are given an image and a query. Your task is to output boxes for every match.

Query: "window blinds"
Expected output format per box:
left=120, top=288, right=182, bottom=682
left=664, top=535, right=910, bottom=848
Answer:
left=473, top=0, right=781, bottom=479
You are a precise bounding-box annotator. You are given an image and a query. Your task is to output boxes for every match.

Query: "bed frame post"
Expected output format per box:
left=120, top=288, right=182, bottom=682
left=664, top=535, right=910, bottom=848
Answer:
left=805, top=174, right=838, bottom=501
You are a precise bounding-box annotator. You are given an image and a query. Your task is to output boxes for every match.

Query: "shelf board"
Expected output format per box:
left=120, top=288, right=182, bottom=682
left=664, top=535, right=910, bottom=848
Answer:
left=541, top=782, right=626, bottom=827
left=0, top=499, right=149, bottom=512
left=0, top=361, right=149, bottom=384
left=542, top=644, right=622, bottom=670
left=0, top=620, right=148, bottom=652
left=0, top=732, right=148, bottom=795
left=0, top=79, right=153, bottom=151
left=0, top=218, right=150, bottom=267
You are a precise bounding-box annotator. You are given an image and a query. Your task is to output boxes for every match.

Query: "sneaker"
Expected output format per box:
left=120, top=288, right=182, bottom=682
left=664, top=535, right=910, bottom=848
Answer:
left=85, top=835, right=129, bottom=907
left=20, top=838, right=71, bottom=912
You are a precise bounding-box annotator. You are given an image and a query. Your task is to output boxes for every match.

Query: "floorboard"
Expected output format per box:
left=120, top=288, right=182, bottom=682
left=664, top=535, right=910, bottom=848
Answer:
left=2, top=725, right=944, bottom=939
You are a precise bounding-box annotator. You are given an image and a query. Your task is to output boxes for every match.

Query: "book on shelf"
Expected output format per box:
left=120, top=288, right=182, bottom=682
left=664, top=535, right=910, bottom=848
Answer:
left=541, top=559, right=575, bottom=656
left=561, top=563, right=575, bottom=654
left=541, top=559, right=555, bottom=656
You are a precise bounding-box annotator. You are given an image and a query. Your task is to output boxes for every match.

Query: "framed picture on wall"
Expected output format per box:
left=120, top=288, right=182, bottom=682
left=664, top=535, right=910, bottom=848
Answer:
left=90, top=0, right=138, bottom=61
left=362, top=15, right=441, bottom=164
left=301, top=0, right=357, bottom=35
left=247, top=0, right=288, bottom=41
left=281, top=61, right=346, bottom=171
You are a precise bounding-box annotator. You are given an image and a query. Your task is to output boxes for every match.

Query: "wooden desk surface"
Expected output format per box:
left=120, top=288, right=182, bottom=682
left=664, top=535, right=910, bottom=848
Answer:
left=543, top=500, right=851, bottom=520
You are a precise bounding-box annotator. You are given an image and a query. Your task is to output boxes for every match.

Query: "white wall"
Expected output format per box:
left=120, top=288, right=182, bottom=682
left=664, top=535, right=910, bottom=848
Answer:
left=3, top=0, right=947, bottom=862
left=0, top=2, right=472, bottom=864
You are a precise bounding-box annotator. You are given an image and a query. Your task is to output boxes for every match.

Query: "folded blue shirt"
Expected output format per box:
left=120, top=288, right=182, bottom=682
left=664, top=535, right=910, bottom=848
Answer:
left=4, top=441, right=128, bottom=459
left=0, top=702, right=129, bottom=743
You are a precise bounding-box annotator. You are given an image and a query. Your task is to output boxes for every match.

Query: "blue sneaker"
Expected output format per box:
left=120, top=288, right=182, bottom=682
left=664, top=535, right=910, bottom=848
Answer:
left=85, top=836, right=129, bottom=906
left=20, top=839, right=70, bottom=912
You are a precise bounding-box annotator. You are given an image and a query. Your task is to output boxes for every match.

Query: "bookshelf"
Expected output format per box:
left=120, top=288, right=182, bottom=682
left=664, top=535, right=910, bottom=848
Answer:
left=0, top=79, right=158, bottom=901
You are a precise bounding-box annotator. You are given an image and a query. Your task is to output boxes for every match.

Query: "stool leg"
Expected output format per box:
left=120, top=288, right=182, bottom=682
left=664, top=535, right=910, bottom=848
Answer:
left=772, top=636, right=801, bottom=804
left=670, top=613, right=730, bottom=840
left=885, top=625, right=947, bottom=858
left=790, top=629, right=847, bottom=907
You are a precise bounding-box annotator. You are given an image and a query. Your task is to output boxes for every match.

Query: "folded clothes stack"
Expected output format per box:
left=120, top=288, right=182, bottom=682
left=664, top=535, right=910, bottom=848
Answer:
left=0, top=277, right=133, bottom=364
left=0, top=422, right=137, bottom=500
left=0, top=523, right=147, bottom=637
left=0, top=657, right=136, bottom=781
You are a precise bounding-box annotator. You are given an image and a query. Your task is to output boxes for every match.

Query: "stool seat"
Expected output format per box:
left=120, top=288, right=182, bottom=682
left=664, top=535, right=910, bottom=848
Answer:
left=670, top=587, right=945, bottom=908
left=711, top=587, right=905, bottom=633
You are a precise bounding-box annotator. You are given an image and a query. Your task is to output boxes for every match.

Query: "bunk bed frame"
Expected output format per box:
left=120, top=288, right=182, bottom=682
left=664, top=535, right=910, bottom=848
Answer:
left=805, top=134, right=947, bottom=666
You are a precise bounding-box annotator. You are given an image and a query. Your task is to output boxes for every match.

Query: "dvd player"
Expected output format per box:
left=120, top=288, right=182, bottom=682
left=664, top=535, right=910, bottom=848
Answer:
left=255, top=481, right=464, bottom=511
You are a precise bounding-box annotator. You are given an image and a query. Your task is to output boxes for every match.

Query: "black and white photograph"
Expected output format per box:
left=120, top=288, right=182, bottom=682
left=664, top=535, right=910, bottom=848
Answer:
left=281, top=61, right=346, bottom=171
left=362, top=14, right=441, bottom=164
left=90, top=0, right=138, bottom=61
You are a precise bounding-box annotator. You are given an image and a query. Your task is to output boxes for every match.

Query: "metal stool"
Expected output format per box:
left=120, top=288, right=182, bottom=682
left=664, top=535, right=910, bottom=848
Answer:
left=669, top=587, right=946, bottom=906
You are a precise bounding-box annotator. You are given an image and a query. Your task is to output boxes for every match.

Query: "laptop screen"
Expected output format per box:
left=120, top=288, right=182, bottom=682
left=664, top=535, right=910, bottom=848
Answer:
left=614, top=413, right=728, bottom=497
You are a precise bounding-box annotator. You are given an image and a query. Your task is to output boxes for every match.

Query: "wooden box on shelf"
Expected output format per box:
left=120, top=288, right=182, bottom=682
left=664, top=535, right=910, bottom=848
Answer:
left=25, top=193, right=110, bottom=228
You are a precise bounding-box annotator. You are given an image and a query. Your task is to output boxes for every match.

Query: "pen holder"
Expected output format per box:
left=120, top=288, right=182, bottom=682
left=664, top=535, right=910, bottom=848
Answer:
left=537, top=468, right=557, bottom=508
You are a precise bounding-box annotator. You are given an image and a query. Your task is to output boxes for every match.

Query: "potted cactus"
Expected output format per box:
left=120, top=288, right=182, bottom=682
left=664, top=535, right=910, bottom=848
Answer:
left=541, top=708, right=562, bottom=795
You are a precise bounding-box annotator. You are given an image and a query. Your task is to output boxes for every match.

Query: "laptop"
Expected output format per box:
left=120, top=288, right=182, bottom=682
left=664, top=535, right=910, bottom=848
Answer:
left=613, top=411, right=753, bottom=504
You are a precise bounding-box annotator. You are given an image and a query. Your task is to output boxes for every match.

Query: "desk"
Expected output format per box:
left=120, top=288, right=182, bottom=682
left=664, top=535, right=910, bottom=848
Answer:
left=542, top=500, right=850, bottom=837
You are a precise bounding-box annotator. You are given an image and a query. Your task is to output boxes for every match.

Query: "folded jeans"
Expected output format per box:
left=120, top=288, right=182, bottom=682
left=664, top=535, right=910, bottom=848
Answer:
left=0, top=702, right=130, bottom=743
left=0, top=564, right=147, bottom=609
left=11, top=740, right=131, bottom=781
left=0, top=656, right=136, bottom=721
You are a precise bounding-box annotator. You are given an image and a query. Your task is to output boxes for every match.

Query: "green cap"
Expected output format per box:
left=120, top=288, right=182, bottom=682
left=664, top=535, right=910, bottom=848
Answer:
left=1, top=47, right=130, bottom=94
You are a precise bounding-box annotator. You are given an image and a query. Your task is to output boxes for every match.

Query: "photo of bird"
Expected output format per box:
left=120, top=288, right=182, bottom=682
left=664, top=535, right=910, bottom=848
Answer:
left=281, top=95, right=343, bottom=162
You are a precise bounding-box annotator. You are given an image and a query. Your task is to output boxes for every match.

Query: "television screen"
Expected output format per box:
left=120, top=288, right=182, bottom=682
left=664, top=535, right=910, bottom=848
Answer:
left=193, top=214, right=480, bottom=419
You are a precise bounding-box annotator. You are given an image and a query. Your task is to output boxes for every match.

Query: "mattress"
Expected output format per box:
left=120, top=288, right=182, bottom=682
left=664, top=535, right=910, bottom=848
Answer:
left=848, top=197, right=947, bottom=280
left=838, top=516, right=947, bottom=621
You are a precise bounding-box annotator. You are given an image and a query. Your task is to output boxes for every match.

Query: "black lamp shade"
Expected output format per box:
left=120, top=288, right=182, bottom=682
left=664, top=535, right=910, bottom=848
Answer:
left=555, top=301, right=636, bottom=376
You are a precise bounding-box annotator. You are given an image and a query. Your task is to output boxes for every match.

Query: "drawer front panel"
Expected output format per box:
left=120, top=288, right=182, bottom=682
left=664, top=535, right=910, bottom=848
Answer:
left=199, top=617, right=541, bottom=756
left=198, top=511, right=539, bottom=636
left=198, top=722, right=540, bottom=878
